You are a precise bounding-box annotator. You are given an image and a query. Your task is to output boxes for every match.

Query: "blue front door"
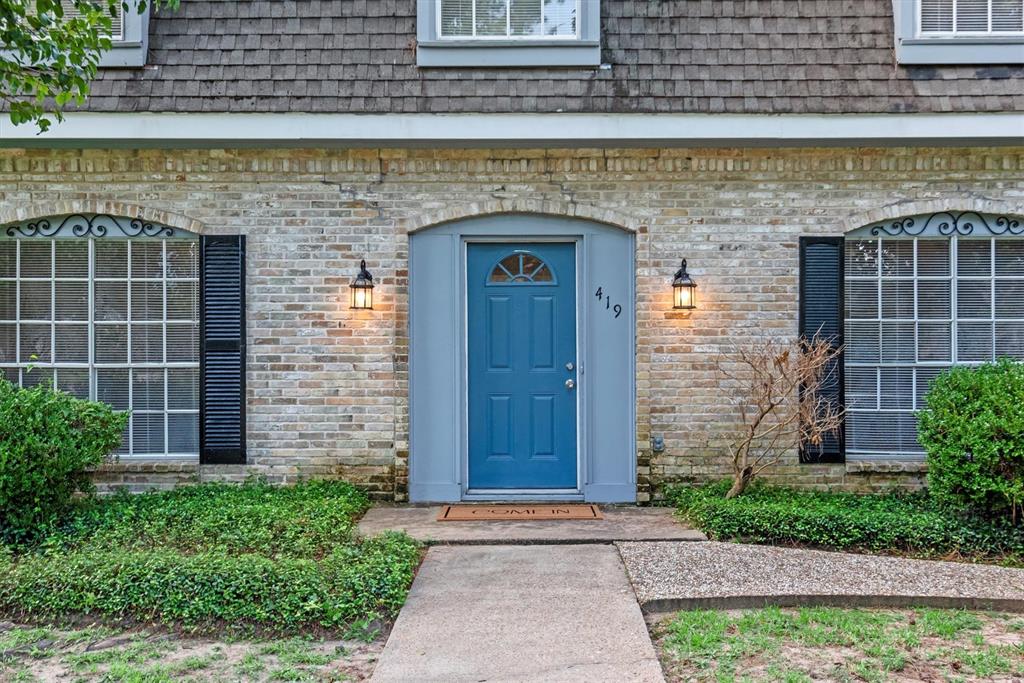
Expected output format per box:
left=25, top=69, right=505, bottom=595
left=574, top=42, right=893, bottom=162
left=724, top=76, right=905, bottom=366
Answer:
left=467, top=243, right=578, bottom=490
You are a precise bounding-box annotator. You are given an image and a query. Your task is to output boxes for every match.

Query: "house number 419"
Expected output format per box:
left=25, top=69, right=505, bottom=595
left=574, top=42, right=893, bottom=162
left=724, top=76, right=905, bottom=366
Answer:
left=594, top=287, right=622, bottom=319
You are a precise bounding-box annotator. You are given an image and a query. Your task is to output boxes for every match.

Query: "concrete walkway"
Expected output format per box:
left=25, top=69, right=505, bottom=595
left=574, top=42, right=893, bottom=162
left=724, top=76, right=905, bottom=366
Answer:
left=619, top=541, right=1024, bottom=613
left=358, top=505, right=704, bottom=544
left=366, top=505, right=1024, bottom=681
left=370, top=544, right=664, bottom=683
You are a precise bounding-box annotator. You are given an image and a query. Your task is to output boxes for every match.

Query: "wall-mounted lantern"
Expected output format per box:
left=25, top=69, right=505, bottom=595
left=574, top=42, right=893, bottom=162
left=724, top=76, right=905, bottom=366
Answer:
left=672, top=259, right=697, bottom=310
left=350, top=259, right=374, bottom=309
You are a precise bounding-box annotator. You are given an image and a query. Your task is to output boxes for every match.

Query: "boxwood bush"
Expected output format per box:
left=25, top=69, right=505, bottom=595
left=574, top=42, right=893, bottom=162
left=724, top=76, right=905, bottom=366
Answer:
left=917, top=359, right=1024, bottom=523
left=670, top=482, right=1024, bottom=563
left=0, top=379, right=127, bottom=545
left=0, top=481, right=421, bottom=634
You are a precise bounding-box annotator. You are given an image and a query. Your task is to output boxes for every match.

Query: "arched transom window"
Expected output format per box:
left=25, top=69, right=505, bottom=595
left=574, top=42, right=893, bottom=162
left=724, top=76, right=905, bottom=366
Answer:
left=844, top=211, right=1024, bottom=458
left=487, top=251, right=555, bottom=284
left=0, top=214, right=200, bottom=457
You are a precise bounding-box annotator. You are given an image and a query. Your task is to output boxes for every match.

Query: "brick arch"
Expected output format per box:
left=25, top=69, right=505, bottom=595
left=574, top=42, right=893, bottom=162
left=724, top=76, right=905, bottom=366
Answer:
left=839, top=195, right=1024, bottom=235
left=402, top=198, right=642, bottom=234
left=0, top=200, right=206, bottom=235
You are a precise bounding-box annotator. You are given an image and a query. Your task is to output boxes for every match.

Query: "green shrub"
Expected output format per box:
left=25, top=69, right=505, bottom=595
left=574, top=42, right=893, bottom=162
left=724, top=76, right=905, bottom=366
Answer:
left=917, top=359, right=1024, bottom=523
left=0, top=532, right=419, bottom=632
left=49, top=480, right=371, bottom=559
left=0, top=481, right=420, bottom=634
left=0, top=379, right=127, bottom=545
left=670, top=482, right=1024, bottom=562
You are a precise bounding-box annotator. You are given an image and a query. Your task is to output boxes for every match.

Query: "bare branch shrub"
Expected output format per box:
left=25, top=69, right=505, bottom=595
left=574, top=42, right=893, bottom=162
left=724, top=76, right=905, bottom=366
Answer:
left=718, top=336, right=845, bottom=499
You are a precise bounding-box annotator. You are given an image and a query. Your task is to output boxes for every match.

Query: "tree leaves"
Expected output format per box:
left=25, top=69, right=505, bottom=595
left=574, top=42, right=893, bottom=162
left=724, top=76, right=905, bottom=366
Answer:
left=1, top=0, right=178, bottom=131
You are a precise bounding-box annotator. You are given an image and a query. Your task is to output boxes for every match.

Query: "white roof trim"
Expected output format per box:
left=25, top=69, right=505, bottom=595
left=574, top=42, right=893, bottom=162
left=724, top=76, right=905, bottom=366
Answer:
left=2, top=112, right=1022, bottom=148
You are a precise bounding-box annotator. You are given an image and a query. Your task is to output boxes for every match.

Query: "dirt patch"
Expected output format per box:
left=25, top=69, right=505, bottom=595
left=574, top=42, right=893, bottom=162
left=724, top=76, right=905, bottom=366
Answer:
left=0, top=621, right=385, bottom=682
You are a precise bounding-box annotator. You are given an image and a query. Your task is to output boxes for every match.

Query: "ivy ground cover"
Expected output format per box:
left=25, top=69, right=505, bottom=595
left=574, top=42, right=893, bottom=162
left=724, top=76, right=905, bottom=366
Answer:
left=0, top=481, right=420, bottom=636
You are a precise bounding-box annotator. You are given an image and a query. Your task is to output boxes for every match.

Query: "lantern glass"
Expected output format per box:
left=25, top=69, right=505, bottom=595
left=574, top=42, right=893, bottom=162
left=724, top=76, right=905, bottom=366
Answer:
left=674, top=282, right=695, bottom=309
left=350, top=259, right=374, bottom=310
left=672, top=259, right=697, bottom=310
left=351, top=285, right=373, bottom=310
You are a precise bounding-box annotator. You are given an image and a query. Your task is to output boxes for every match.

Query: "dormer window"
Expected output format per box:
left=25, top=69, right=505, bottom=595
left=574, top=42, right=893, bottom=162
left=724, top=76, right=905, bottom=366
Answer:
left=416, top=0, right=599, bottom=67
left=59, top=0, right=124, bottom=39
left=894, top=0, right=1024, bottom=64
left=920, top=0, right=1024, bottom=35
left=439, top=0, right=578, bottom=40
left=60, top=0, right=151, bottom=68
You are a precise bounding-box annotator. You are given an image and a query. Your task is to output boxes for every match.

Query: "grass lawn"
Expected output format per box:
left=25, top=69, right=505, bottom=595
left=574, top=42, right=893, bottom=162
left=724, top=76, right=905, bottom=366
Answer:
left=652, top=607, right=1024, bottom=683
left=0, top=621, right=380, bottom=682
left=0, top=481, right=420, bottom=636
left=671, top=482, right=1024, bottom=565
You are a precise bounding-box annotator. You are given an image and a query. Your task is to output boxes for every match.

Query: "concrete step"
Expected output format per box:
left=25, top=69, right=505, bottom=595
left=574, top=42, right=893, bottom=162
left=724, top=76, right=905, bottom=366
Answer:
left=357, top=505, right=706, bottom=545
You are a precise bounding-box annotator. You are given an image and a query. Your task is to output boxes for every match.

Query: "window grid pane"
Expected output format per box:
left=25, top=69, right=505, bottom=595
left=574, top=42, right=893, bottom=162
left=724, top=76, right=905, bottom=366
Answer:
left=845, top=236, right=1024, bottom=460
left=438, top=0, right=578, bottom=38
left=0, top=237, right=199, bottom=457
left=920, top=0, right=1024, bottom=34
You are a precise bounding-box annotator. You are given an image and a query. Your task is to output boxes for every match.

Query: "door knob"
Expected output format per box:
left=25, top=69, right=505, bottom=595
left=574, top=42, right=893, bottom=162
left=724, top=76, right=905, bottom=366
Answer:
left=565, top=379, right=575, bottom=390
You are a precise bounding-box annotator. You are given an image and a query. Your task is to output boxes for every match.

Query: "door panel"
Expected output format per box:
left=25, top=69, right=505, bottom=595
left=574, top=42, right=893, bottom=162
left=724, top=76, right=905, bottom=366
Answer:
left=468, top=243, right=577, bottom=489
left=529, top=296, right=555, bottom=369
left=530, top=394, right=556, bottom=459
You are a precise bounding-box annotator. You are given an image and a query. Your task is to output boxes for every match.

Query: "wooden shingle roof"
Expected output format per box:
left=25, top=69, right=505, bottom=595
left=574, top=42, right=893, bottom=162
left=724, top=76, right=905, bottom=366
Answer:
left=79, top=0, right=1024, bottom=114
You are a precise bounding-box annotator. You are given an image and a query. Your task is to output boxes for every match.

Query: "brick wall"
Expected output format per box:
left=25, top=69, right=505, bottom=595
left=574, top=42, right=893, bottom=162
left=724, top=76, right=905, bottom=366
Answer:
left=2, top=146, right=1022, bottom=501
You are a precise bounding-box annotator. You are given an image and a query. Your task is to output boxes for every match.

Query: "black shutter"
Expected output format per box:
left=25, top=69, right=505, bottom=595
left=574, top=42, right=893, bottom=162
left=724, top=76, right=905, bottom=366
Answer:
left=200, top=235, right=246, bottom=464
left=799, top=236, right=845, bottom=463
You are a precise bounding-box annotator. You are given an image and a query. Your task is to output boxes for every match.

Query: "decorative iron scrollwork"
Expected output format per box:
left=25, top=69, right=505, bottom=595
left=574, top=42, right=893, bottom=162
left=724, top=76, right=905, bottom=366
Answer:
left=65, top=214, right=109, bottom=237
left=7, top=219, right=58, bottom=237
left=993, top=215, right=1024, bottom=236
left=870, top=217, right=920, bottom=236
left=869, top=211, right=1023, bottom=238
left=5, top=214, right=174, bottom=239
left=125, top=218, right=173, bottom=237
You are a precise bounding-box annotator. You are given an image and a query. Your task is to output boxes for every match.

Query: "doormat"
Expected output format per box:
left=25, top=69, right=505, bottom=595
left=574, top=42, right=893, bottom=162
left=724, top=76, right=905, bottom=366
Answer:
left=437, top=504, right=603, bottom=521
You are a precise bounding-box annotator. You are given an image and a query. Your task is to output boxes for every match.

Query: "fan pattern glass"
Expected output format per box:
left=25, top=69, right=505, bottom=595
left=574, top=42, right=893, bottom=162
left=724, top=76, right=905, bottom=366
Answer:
left=487, top=251, right=555, bottom=284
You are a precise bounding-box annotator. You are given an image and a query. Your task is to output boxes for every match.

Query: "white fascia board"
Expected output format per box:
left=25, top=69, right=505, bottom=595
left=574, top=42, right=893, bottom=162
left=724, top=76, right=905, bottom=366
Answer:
left=1, top=112, right=1022, bottom=148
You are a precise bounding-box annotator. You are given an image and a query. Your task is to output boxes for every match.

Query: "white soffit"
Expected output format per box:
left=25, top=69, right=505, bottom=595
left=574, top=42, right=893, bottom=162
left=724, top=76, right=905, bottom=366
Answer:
left=1, top=112, right=1022, bottom=148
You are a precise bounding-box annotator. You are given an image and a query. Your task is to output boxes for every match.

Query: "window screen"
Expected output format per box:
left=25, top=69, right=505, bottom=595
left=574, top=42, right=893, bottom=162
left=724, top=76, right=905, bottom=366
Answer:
left=439, top=0, right=578, bottom=38
left=920, top=0, right=1024, bottom=34
left=844, top=236, right=1024, bottom=458
left=60, top=0, right=124, bottom=39
left=0, top=238, right=200, bottom=457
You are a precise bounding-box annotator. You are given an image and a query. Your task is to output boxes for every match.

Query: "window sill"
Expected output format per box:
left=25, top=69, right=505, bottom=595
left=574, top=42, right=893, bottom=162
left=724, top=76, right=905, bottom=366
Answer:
left=419, top=39, right=599, bottom=47
left=97, top=42, right=147, bottom=68
left=845, top=460, right=928, bottom=474
left=896, top=37, right=1024, bottom=64
left=416, top=41, right=601, bottom=68
left=93, top=458, right=199, bottom=473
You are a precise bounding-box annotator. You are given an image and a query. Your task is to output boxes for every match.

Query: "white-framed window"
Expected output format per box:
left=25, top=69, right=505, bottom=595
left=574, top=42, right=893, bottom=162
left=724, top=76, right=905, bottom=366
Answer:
left=0, top=221, right=200, bottom=458
left=844, top=214, right=1024, bottom=459
left=894, top=0, right=1024, bottom=63
left=54, top=0, right=150, bottom=67
left=919, top=0, right=1024, bottom=35
left=416, top=0, right=599, bottom=67
left=438, top=0, right=579, bottom=40
left=60, top=0, right=124, bottom=40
